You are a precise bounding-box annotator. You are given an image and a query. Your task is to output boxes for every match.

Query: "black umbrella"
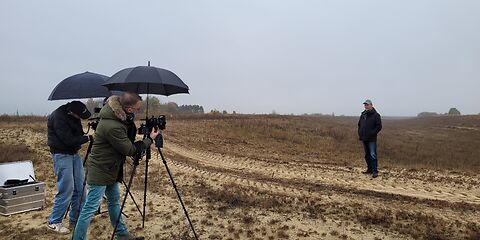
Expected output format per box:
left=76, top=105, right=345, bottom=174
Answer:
left=102, top=64, right=189, bottom=96
left=48, top=71, right=120, bottom=100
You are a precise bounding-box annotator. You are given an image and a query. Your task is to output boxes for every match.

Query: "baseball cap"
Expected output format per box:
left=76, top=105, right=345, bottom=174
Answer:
left=363, top=99, right=373, bottom=105
left=67, top=101, right=91, bottom=119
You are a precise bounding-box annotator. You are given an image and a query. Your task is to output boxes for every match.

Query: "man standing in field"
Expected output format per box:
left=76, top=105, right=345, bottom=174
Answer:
left=73, top=92, right=159, bottom=240
left=47, top=101, right=92, bottom=233
left=358, top=99, right=382, bottom=178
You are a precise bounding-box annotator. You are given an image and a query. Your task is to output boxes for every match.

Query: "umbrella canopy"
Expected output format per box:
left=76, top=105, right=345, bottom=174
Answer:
left=48, top=71, right=120, bottom=100
left=103, top=66, right=189, bottom=96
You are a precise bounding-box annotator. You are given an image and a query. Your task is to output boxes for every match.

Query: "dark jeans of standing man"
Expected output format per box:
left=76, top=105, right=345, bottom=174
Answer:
left=362, top=141, right=378, bottom=173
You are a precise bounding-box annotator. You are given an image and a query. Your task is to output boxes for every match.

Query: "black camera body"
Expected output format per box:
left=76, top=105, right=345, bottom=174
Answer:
left=137, top=115, right=167, bottom=148
left=137, top=115, right=167, bottom=135
left=147, top=115, right=166, bottom=131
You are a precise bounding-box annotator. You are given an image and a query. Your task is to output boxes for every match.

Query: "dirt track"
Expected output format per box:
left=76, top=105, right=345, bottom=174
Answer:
left=161, top=138, right=480, bottom=239
left=0, top=126, right=479, bottom=239
left=165, top=142, right=480, bottom=205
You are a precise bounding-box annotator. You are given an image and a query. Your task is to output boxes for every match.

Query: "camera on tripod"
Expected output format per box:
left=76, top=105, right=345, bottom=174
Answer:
left=87, top=107, right=102, bottom=132
left=137, top=115, right=166, bottom=134
left=137, top=115, right=167, bottom=148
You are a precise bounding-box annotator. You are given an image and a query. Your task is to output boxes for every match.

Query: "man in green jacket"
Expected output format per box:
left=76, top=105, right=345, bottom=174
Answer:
left=73, top=92, right=159, bottom=240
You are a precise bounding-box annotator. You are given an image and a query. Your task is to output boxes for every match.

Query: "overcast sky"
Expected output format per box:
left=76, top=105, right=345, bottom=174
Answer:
left=0, top=1, right=479, bottom=116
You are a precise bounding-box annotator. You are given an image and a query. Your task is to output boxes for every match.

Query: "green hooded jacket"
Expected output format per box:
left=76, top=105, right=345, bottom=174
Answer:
left=87, top=96, right=152, bottom=185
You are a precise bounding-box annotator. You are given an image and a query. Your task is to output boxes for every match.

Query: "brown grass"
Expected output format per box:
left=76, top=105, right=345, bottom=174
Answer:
left=168, top=114, right=480, bottom=173
left=4, top=113, right=479, bottom=172
left=187, top=170, right=479, bottom=239
left=0, top=115, right=47, bottom=133
left=0, top=142, right=35, bottom=164
left=191, top=181, right=286, bottom=211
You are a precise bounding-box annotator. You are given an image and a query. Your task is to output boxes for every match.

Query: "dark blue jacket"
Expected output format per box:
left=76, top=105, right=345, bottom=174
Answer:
left=47, top=105, right=89, bottom=154
left=358, top=108, right=382, bottom=142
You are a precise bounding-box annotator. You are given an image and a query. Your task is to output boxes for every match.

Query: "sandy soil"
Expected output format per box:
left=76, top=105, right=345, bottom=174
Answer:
left=0, top=127, right=479, bottom=239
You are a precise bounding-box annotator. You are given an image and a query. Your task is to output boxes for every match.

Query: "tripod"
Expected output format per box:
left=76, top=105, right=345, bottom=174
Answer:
left=155, top=138, right=198, bottom=240
left=111, top=133, right=198, bottom=240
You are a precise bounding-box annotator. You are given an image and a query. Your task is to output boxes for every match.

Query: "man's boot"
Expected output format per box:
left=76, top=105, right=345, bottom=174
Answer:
left=362, top=170, right=372, bottom=174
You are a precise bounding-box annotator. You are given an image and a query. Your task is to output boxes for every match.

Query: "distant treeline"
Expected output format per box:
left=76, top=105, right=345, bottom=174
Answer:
left=417, top=108, right=462, bottom=117
left=85, top=96, right=204, bottom=115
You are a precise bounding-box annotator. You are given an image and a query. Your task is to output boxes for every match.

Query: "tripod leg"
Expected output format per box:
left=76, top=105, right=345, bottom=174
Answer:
left=122, top=180, right=143, bottom=217
left=96, top=196, right=107, bottom=215
left=142, top=149, right=150, bottom=228
left=111, top=162, right=139, bottom=240
left=63, top=204, right=71, bottom=219
left=158, top=148, right=198, bottom=240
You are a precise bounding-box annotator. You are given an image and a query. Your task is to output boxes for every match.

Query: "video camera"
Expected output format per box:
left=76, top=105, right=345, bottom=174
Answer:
left=137, top=115, right=166, bottom=135
left=138, top=115, right=166, bottom=148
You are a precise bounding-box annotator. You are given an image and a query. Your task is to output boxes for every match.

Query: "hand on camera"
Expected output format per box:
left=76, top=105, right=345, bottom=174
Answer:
left=149, top=129, right=160, bottom=140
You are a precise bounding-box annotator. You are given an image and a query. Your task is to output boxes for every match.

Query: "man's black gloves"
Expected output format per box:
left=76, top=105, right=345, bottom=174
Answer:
left=133, top=141, right=146, bottom=165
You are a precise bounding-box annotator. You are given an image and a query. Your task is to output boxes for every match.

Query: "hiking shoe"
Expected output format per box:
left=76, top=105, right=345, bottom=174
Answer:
left=372, top=172, right=379, bottom=178
left=362, top=170, right=373, bottom=174
left=117, top=233, right=145, bottom=240
left=47, top=223, right=70, bottom=234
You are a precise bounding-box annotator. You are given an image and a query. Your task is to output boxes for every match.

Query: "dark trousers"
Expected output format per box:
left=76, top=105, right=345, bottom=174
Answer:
left=362, top=141, right=378, bottom=173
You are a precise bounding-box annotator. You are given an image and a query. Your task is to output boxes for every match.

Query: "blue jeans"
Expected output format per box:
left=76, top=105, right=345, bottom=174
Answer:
left=362, top=141, right=378, bottom=173
left=48, top=153, right=86, bottom=225
left=73, top=183, right=129, bottom=240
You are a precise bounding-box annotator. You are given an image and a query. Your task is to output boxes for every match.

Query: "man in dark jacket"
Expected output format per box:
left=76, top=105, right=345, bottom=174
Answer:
left=358, top=99, right=382, bottom=178
left=73, top=92, right=159, bottom=240
left=47, top=101, right=92, bottom=234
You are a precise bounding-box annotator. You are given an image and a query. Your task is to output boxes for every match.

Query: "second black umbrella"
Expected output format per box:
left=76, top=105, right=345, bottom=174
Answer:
left=48, top=71, right=120, bottom=100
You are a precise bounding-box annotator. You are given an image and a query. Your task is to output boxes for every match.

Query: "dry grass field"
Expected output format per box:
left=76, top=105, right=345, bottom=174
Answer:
left=0, top=114, right=479, bottom=239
